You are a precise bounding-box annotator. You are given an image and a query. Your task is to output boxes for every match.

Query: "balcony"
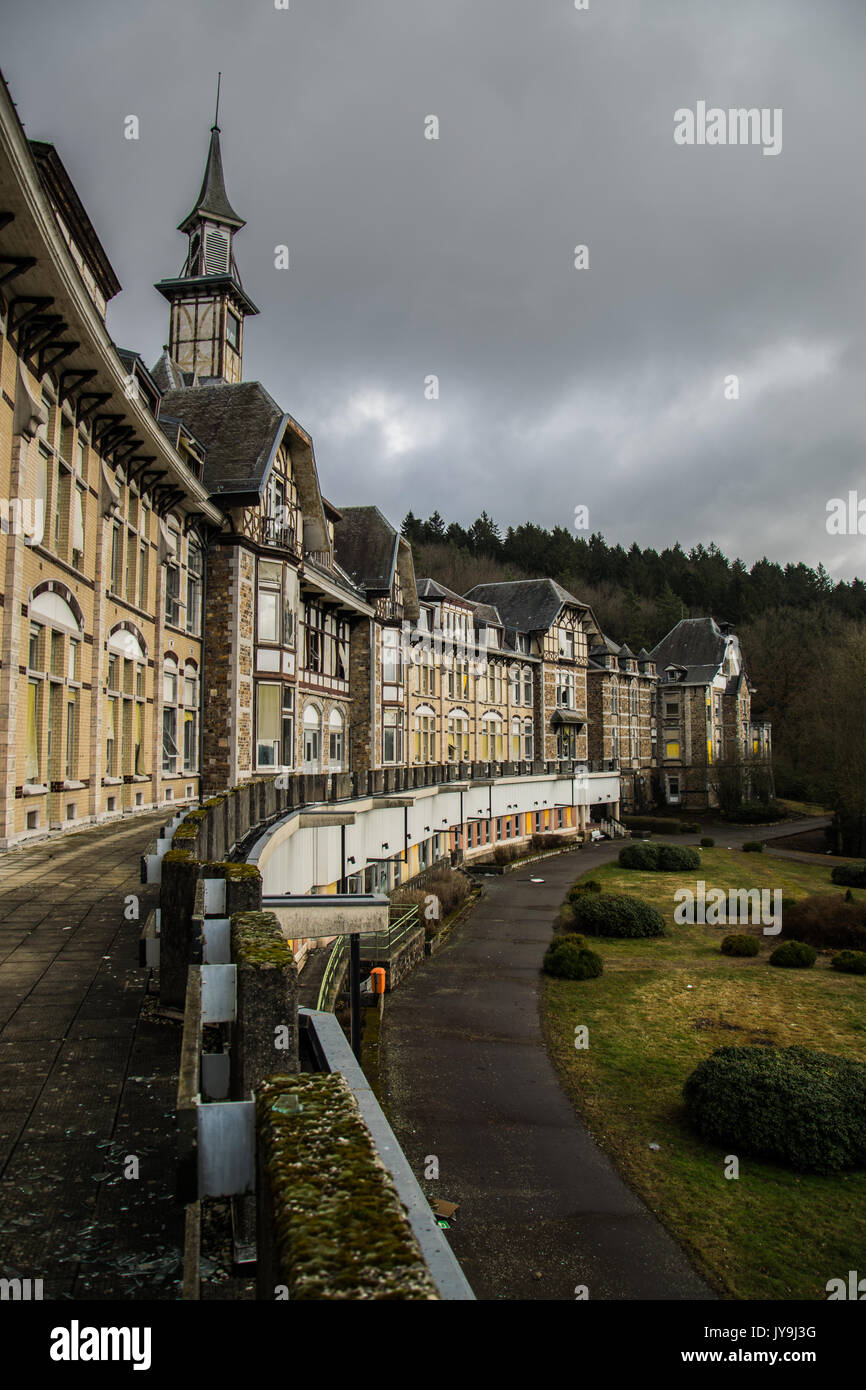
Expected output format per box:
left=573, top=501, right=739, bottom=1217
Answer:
left=262, top=516, right=297, bottom=551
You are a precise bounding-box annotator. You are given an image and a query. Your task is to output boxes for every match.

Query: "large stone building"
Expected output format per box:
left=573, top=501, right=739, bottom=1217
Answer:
left=0, top=73, right=770, bottom=852
left=0, top=83, right=221, bottom=848
left=650, top=617, right=772, bottom=810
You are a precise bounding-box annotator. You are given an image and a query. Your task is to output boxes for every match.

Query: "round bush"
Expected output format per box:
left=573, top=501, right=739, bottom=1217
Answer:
left=720, top=933, right=759, bottom=957
left=543, top=937, right=603, bottom=980
left=681, top=821, right=701, bottom=833
left=831, top=862, right=866, bottom=889
left=770, top=940, right=817, bottom=969
left=618, top=842, right=701, bottom=872
left=831, top=950, right=866, bottom=975
left=700, top=836, right=715, bottom=848
left=570, top=891, right=665, bottom=939
left=683, top=1045, right=866, bottom=1173
left=742, top=841, right=763, bottom=853
left=618, top=841, right=661, bottom=871
left=657, top=844, right=701, bottom=871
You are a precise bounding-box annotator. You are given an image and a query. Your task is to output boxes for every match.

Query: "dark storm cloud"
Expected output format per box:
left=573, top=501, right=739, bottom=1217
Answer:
left=3, top=0, right=865, bottom=575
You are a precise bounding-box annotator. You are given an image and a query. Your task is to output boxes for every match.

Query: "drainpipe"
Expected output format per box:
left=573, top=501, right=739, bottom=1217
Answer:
left=198, top=533, right=207, bottom=806
left=368, top=617, right=376, bottom=771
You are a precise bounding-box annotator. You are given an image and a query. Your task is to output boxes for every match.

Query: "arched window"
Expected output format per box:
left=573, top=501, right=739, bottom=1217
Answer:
left=511, top=717, right=521, bottom=761
left=302, top=704, right=322, bottom=772
left=522, top=667, right=533, bottom=706
left=611, top=679, right=619, bottom=716
left=510, top=665, right=521, bottom=704
left=162, top=656, right=179, bottom=775
left=414, top=706, right=435, bottom=763
left=523, top=718, right=534, bottom=761
left=480, top=712, right=503, bottom=761
left=328, top=707, right=345, bottom=770
left=447, top=709, right=470, bottom=763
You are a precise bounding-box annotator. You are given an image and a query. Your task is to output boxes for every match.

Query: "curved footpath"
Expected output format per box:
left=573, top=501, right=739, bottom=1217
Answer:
left=380, top=815, right=833, bottom=1301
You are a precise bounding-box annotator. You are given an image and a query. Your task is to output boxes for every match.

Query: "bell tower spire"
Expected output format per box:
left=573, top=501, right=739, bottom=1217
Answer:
left=155, top=78, right=258, bottom=384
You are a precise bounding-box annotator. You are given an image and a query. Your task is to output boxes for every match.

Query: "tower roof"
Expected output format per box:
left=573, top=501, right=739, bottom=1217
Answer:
left=179, top=125, right=245, bottom=234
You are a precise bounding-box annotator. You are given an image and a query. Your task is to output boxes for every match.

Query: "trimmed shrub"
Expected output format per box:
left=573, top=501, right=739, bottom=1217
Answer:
left=570, top=892, right=665, bottom=939
left=769, top=940, right=817, bottom=969
left=493, top=844, right=519, bottom=866
left=721, top=802, right=785, bottom=824
left=742, top=841, right=763, bottom=853
left=618, top=842, right=700, bottom=872
left=623, top=815, right=688, bottom=835
left=720, top=933, right=759, bottom=957
left=657, top=844, right=701, bottom=871
left=831, top=862, right=866, bottom=889
left=531, top=833, right=572, bottom=852
left=781, top=895, right=866, bottom=951
left=700, top=837, right=715, bottom=848
left=682, top=821, right=701, bottom=833
left=571, top=878, right=602, bottom=895
left=832, top=950, right=866, bottom=975
left=543, top=937, right=603, bottom=980
left=682, top=1045, right=866, bottom=1173
left=618, top=841, right=661, bottom=871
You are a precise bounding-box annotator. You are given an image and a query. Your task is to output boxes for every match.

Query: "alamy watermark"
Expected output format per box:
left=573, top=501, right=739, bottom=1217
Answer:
left=0, top=497, right=44, bottom=545
left=674, top=102, right=782, bottom=157
left=673, top=880, right=781, bottom=933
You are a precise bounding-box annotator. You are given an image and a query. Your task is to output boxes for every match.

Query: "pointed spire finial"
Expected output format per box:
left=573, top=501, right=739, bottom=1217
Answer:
left=213, top=72, right=222, bottom=131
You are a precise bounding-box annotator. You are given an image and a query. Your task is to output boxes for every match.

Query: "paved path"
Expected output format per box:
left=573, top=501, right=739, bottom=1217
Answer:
left=0, top=813, right=183, bottom=1299
left=380, top=842, right=714, bottom=1301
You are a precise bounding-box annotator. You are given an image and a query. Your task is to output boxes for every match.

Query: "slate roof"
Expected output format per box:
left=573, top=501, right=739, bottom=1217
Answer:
left=417, top=577, right=475, bottom=608
left=590, top=633, right=622, bottom=658
left=650, top=617, right=738, bottom=686
left=416, top=578, right=504, bottom=630
left=464, top=578, right=592, bottom=633
left=29, top=140, right=122, bottom=301
left=179, top=125, right=245, bottom=232
left=333, top=506, right=398, bottom=591
left=157, top=380, right=284, bottom=496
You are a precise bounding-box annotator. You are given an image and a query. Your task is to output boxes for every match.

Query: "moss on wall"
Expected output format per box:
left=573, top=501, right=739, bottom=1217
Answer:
left=232, top=912, right=294, bottom=970
left=257, top=1074, right=439, bottom=1300
left=201, top=859, right=262, bottom=883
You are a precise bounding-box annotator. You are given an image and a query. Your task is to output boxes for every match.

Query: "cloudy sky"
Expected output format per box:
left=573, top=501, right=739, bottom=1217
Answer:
left=3, top=0, right=865, bottom=576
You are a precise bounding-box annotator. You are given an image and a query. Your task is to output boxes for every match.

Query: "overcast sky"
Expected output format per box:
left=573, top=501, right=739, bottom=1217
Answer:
left=3, top=0, right=866, bottom=577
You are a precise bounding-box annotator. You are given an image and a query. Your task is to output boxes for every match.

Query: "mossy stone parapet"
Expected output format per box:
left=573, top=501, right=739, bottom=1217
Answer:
left=159, top=853, right=263, bottom=1008
left=231, top=912, right=298, bottom=1098
left=256, top=1073, right=439, bottom=1300
left=231, top=910, right=295, bottom=970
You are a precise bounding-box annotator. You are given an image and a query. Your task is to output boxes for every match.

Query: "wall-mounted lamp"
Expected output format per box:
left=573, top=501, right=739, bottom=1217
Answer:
left=347, top=856, right=356, bottom=865
left=382, top=842, right=389, bottom=850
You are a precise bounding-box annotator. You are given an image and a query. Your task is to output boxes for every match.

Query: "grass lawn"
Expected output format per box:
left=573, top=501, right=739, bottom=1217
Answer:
left=776, top=798, right=831, bottom=818
left=540, top=847, right=866, bottom=1300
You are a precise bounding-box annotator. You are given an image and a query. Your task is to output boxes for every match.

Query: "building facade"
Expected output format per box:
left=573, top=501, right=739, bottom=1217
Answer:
left=0, top=74, right=770, bottom=850
left=650, top=617, right=773, bottom=810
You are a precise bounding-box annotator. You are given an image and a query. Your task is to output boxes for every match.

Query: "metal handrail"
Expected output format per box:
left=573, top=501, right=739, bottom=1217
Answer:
left=316, top=935, right=349, bottom=1011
